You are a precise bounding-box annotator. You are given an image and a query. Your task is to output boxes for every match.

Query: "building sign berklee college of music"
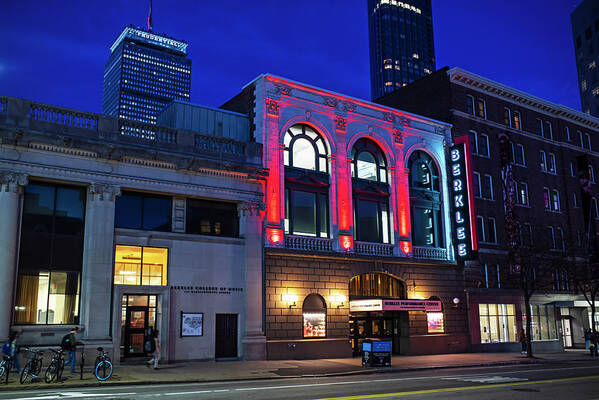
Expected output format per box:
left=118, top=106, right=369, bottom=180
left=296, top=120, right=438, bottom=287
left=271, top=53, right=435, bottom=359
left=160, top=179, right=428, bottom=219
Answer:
left=448, top=136, right=477, bottom=260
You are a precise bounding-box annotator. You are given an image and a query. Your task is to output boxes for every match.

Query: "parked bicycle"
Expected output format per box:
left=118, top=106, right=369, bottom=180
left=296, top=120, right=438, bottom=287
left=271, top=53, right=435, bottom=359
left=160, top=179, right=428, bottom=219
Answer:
left=20, top=348, right=43, bottom=384
left=44, top=349, right=65, bottom=383
left=0, top=353, right=15, bottom=383
left=93, top=347, right=112, bottom=381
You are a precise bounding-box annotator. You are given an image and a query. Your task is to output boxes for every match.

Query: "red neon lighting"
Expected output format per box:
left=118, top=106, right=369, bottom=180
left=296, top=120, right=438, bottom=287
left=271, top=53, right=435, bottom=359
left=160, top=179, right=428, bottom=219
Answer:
left=339, top=235, right=353, bottom=250
left=265, top=115, right=281, bottom=225
left=400, top=241, right=412, bottom=255
left=267, top=228, right=283, bottom=245
left=454, top=135, right=478, bottom=251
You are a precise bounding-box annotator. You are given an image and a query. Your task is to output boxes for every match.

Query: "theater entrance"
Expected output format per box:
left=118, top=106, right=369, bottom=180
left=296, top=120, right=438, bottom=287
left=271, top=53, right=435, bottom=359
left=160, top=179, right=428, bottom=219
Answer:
left=349, top=311, right=407, bottom=355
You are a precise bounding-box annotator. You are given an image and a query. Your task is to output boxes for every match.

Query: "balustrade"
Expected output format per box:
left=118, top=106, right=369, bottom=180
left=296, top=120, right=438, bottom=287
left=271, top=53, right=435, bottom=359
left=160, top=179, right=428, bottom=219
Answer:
left=412, top=246, right=448, bottom=260
left=29, top=103, right=97, bottom=130
left=284, top=235, right=333, bottom=252
left=354, top=241, right=394, bottom=256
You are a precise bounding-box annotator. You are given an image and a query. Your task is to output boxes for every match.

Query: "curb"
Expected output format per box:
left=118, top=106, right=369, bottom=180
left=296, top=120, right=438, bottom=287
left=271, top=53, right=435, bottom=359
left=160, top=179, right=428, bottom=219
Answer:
left=0, top=357, right=592, bottom=392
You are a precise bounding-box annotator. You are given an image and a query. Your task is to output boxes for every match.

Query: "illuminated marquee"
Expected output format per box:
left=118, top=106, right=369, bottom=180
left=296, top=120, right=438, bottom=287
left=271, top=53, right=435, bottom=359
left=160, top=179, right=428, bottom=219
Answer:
left=448, top=136, right=477, bottom=259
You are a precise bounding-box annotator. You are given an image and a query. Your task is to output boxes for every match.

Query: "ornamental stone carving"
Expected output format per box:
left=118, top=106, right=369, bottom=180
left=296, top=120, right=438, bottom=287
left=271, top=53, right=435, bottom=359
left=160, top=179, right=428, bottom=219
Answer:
left=399, top=116, right=410, bottom=127
left=324, top=97, right=337, bottom=108
left=384, top=113, right=394, bottom=123
left=392, top=129, right=404, bottom=144
left=265, top=99, right=280, bottom=116
left=88, top=184, right=121, bottom=202
left=238, top=201, right=265, bottom=217
left=335, top=116, right=347, bottom=132
left=344, top=102, right=356, bottom=113
left=275, top=84, right=291, bottom=96
left=0, top=172, right=28, bottom=193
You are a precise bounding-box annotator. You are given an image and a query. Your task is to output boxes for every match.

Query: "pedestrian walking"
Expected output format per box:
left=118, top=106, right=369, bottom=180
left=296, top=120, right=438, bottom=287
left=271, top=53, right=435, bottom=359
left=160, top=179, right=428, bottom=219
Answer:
left=518, top=328, right=527, bottom=354
left=2, top=331, right=21, bottom=372
left=62, top=327, right=79, bottom=374
left=592, top=331, right=599, bottom=358
left=585, top=329, right=592, bottom=350
left=145, top=328, right=160, bottom=370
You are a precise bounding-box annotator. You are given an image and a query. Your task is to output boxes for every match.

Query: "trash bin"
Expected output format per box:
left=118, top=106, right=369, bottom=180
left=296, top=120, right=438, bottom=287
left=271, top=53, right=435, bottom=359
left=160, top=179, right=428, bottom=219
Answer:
left=362, top=338, right=392, bottom=367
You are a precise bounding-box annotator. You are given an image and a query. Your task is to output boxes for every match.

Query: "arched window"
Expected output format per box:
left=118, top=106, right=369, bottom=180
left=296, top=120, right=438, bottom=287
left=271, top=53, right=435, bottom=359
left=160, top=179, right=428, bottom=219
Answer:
left=352, top=139, right=391, bottom=243
left=284, top=124, right=330, bottom=237
left=349, top=273, right=405, bottom=298
left=302, top=294, right=326, bottom=338
left=408, top=151, right=444, bottom=248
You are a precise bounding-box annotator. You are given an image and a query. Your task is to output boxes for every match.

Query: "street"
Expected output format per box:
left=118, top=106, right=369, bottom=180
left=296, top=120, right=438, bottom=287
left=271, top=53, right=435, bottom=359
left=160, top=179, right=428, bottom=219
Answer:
left=0, top=361, right=598, bottom=399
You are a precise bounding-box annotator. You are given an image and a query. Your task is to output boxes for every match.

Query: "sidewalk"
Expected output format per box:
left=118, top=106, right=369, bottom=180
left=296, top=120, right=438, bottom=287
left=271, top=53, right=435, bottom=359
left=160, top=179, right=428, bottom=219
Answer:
left=0, top=351, right=594, bottom=391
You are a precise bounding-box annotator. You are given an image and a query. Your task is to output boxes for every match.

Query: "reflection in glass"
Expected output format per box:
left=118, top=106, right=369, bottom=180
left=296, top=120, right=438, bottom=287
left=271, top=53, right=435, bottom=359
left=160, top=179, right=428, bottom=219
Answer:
left=292, top=138, right=316, bottom=170
left=292, top=191, right=317, bottom=236
left=356, top=152, right=377, bottom=180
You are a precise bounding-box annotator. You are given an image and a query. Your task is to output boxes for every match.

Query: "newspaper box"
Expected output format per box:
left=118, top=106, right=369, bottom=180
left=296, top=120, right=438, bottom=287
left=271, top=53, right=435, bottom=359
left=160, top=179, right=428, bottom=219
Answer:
left=361, top=339, right=392, bottom=367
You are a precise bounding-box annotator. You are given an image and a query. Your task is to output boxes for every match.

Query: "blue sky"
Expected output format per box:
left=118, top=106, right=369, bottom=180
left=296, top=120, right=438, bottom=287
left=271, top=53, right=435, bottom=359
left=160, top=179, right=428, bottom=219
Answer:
left=0, top=0, right=583, bottom=113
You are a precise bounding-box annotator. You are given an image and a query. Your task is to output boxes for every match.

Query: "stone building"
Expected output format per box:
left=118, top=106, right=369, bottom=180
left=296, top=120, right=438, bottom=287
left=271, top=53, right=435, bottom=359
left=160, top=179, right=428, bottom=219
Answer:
left=222, top=75, right=472, bottom=359
left=377, top=66, right=599, bottom=351
left=0, top=97, right=267, bottom=362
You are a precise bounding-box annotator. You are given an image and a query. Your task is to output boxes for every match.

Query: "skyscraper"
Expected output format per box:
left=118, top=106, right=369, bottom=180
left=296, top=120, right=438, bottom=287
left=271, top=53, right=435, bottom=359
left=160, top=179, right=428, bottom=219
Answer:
left=102, top=26, right=191, bottom=124
left=571, top=0, right=599, bottom=117
left=367, top=0, right=436, bottom=100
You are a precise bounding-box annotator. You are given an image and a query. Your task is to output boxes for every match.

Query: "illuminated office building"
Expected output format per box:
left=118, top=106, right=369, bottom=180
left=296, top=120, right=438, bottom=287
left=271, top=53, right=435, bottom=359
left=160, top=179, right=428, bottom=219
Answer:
left=102, top=26, right=191, bottom=124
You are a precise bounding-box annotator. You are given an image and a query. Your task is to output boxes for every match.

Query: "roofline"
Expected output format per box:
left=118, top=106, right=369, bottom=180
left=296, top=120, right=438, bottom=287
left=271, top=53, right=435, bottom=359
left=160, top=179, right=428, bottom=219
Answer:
left=447, top=67, right=599, bottom=129
left=239, top=74, right=452, bottom=129
left=168, top=100, right=249, bottom=118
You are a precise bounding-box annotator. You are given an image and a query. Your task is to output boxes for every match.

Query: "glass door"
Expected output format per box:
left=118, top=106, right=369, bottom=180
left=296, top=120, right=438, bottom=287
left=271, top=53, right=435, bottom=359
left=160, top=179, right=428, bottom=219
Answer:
left=561, top=319, right=572, bottom=348
left=125, top=306, right=148, bottom=357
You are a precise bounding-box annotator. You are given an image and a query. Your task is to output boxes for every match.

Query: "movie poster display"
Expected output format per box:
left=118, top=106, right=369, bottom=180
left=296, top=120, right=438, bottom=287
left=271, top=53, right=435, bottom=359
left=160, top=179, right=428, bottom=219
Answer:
left=303, top=312, right=326, bottom=337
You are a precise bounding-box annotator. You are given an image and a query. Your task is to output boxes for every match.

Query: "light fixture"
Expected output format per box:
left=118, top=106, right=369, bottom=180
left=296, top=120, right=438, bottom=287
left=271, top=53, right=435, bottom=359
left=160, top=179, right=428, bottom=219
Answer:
left=331, top=294, right=346, bottom=308
left=282, top=294, right=298, bottom=308
left=453, top=297, right=460, bottom=308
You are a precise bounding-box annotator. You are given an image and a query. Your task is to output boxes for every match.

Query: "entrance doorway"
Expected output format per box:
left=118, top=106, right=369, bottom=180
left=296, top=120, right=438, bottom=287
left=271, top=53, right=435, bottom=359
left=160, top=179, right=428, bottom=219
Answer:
left=215, top=314, right=238, bottom=358
left=121, top=294, right=157, bottom=357
left=561, top=319, right=573, bottom=348
left=349, top=311, right=407, bottom=355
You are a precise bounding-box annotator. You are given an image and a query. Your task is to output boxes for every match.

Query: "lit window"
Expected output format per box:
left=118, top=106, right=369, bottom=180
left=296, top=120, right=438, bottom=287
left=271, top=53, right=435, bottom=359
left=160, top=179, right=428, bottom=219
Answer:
left=302, top=294, right=326, bottom=338
left=384, top=82, right=392, bottom=86
left=479, top=304, right=516, bottom=343
left=412, top=53, right=419, bottom=59
left=114, top=245, right=168, bottom=286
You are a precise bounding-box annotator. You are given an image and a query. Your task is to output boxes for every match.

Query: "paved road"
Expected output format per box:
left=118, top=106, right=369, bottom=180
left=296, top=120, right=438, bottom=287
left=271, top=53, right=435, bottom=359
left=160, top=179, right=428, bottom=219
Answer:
left=1, top=361, right=598, bottom=399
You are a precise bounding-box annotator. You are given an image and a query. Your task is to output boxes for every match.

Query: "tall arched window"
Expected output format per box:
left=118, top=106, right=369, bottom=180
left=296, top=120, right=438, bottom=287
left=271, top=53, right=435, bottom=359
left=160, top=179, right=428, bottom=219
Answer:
left=409, top=151, right=444, bottom=248
left=349, top=273, right=405, bottom=299
left=352, top=139, right=391, bottom=243
left=284, top=124, right=330, bottom=237
left=303, top=293, right=326, bottom=338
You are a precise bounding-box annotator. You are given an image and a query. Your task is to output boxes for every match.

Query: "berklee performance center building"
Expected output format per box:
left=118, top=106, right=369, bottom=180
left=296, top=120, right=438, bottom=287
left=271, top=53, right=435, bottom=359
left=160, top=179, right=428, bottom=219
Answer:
left=222, top=75, right=477, bottom=359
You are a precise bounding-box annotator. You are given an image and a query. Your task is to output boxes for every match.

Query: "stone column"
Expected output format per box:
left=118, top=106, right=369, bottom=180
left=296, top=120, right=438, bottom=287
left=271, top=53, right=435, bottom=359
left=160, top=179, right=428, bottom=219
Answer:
left=79, top=184, right=120, bottom=343
left=0, top=173, right=27, bottom=341
left=239, top=201, right=267, bottom=360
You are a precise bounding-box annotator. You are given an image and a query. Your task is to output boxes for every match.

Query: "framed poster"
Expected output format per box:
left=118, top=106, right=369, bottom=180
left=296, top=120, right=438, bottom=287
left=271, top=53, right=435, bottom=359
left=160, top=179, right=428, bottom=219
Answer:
left=303, top=312, right=326, bottom=337
left=427, top=312, right=445, bottom=334
left=181, top=312, right=203, bottom=337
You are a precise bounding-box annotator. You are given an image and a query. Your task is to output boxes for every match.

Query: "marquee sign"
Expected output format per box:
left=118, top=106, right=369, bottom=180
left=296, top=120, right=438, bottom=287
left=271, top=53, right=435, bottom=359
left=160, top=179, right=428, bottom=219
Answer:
left=349, top=299, right=442, bottom=312
left=448, top=136, right=477, bottom=259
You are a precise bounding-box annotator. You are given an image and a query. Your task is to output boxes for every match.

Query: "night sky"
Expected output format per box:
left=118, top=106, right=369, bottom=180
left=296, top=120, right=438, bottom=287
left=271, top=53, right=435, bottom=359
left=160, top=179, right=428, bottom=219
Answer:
left=0, top=0, right=584, bottom=114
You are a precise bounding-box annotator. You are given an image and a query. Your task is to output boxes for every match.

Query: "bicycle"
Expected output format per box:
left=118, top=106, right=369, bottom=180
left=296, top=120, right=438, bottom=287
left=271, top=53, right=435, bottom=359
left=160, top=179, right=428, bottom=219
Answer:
left=20, top=348, right=43, bottom=384
left=44, top=349, right=65, bottom=383
left=93, top=347, right=113, bottom=381
left=0, top=353, right=14, bottom=383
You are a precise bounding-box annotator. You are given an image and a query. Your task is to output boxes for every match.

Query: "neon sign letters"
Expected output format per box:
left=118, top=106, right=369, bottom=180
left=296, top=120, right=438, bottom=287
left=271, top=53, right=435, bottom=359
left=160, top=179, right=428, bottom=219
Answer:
left=448, top=136, right=477, bottom=260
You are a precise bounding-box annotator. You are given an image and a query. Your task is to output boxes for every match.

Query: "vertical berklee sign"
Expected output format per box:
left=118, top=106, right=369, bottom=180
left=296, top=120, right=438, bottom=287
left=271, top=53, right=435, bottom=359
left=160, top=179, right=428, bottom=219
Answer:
left=448, top=136, right=478, bottom=260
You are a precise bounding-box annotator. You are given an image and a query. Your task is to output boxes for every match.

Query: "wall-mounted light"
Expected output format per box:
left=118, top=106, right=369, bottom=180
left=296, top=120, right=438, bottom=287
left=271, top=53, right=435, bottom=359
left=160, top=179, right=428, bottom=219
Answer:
left=267, top=228, right=284, bottom=246
left=339, top=235, right=353, bottom=251
left=452, top=297, right=460, bottom=308
left=400, top=241, right=412, bottom=255
left=331, top=294, right=346, bottom=308
left=282, top=294, right=298, bottom=308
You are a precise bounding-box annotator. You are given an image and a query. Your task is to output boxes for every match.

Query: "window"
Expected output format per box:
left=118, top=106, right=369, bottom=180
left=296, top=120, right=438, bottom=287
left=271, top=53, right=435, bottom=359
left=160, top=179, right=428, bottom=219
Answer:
left=477, top=216, right=497, bottom=244
left=552, top=190, right=560, bottom=211
left=481, top=264, right=489, bottom=288
left=466, top=95, right=475, bottom=115
left=284, top=124, right=330, bottom=238
left=352, top=139, right=391, bottom=243
left=481, top=174, right=493, bottom=200
left=512, top=111, right=521, bottom=130
left=554, top=268, right=569, bottom=291
left=586, top=133, right=592, bottom=150
left=544, top=188, right=550, bottom=210
left=115, top=191, right=172, bottom=232
left=574, top=192, right=579, bottom=208
left=522, top=305, right=557, bottom=340
left=473, top=171, right=481, bottom=198
left=476, top=98, right=486, bottom=119
left=536, top=118, right=543, bottom=136
left=594, top=197, right=599, bottom=219
left=547, top=226, right=556, bottom=249
left=515, top=181, right=529, bottom=206
left=591, top=165, right=596, bottom=183
left=114, top=245, right=168, bottom=286
left=556, top=227, right=565, bottom=251
left=496, top=264, right=501, bottom=288
left=570, top=161, right=576, bottom=177
left=519, top=223, right=533, bottom=247
left=186, top=199, right=238, bottom=237
left=548, top=153, right=556, bottom=173
left=479, top=304, right=516, bottom=343
left=539, top=150, right=547, bottom=172
left=511, top=143, right=526, bottom=166
left=544, top=121, right=553, bottom=140
left=409, top=151, right=444, bottom=248
left=578, top=130, right=584, bottom=148
left=566, top=126, right=572, bottom=141
left=503, top=108, right=511, bottom=126
left=302, top=294, right=326, bottom=338
left=470, top=131, right=489, bottom=157
left=14, top=183, right=86, bottom=325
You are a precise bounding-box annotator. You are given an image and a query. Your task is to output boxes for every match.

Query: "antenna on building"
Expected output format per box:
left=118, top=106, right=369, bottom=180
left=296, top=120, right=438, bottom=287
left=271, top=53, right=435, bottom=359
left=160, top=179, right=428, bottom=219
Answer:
left=147, top=0, right=153, bottom=31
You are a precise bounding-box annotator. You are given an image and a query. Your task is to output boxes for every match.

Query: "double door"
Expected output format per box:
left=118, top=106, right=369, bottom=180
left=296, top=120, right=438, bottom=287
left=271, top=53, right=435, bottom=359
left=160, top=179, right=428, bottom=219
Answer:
left=350, top=312, right=402, bottom=355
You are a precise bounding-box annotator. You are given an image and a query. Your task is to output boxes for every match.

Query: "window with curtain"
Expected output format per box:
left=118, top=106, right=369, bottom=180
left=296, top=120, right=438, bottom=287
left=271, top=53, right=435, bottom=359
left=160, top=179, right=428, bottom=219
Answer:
left=409, top=151, right=444, bottom=248
left=284, top=124, right=330, bottom=237
left=15, top=182, right=85, bottom=325
left=479, top=304, right=516, bottom=343
left=351, top=139, right=391, bottom=243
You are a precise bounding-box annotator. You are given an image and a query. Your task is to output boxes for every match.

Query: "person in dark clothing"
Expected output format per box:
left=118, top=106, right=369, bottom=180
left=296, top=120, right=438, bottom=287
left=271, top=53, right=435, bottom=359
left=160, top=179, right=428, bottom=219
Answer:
left=518, top=328, right=527, bottom=354
left=2, top=331, right=21, bottom=373
left=62, top=327, right=79, bottom=374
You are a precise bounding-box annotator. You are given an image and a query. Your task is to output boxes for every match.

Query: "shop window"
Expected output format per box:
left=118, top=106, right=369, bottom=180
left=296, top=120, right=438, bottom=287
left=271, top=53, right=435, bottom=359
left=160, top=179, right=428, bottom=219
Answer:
left=15, top=182, right=85, bottom=325
left=478, top=304, right=516, bottom=343
left=522, top=304, right=557, bottom=340
left=284, top=124, right=330, bottom=238
left=302, top=294, right=326, bottom=338
left=427, top=312, right=444, bottom=333
left=114, top=245, right=168, bottom=286
left=115, top=191, right=172, bottom=232
left=409, top=151, right=444, bottom=248
left=352, top=139, right=391, bottom=243
left=186, top=198, right=238, bottom=237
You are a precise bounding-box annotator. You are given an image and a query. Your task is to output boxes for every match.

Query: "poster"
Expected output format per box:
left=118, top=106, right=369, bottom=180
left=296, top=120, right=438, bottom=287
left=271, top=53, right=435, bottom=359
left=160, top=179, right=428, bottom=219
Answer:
left=427, top=312, right=444, bottom=333
left=181, top=312, right=203, bottom=337
left=303, top=312, right=326, bottom=337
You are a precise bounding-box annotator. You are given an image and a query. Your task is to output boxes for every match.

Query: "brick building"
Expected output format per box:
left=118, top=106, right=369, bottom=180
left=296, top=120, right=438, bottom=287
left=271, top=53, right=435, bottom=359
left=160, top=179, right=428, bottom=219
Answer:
left=377, top=67, right=599, bottom=351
